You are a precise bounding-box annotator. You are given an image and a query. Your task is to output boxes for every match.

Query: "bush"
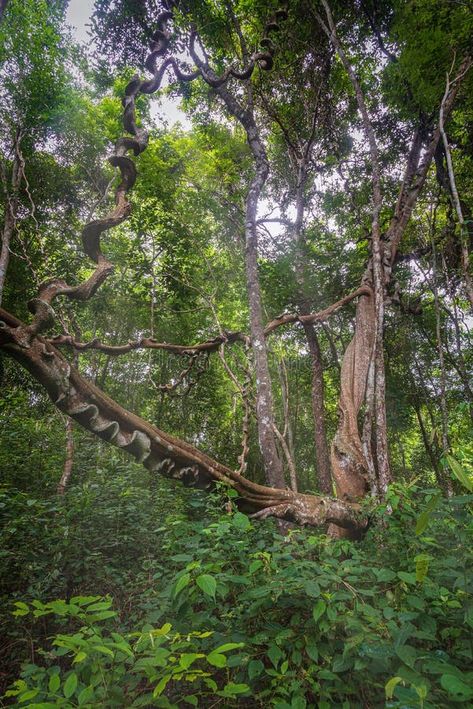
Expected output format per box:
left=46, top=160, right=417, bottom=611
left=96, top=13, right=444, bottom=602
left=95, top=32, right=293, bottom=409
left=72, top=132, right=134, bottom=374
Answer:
left=2, top=476, right=472, bottom=707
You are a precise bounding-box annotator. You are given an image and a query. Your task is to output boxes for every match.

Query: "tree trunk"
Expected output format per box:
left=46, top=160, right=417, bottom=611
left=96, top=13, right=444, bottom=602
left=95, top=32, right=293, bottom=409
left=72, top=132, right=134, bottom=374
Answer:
left=303, top=322, right=332, bottom=494
left=0, top=133, right=22, bottom=305
left=293, top=175, right=332, bottom=495
left=57, top=417, right=74, bottom=495
left=208, top=79, right=285, bottom=489
left=244, top=153, right=285, bottom=488
left=0, top=0, right=9, bottom=22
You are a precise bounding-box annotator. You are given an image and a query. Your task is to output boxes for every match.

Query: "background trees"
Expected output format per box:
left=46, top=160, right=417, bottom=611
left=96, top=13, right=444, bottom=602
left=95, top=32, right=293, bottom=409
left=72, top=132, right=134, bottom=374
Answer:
left=0, top=0, right=472, bottom=704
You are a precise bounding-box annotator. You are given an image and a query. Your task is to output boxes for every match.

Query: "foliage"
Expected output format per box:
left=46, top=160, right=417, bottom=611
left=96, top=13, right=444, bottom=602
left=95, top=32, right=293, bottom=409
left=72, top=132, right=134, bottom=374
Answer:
left=1, top=460, right=472, bottom=707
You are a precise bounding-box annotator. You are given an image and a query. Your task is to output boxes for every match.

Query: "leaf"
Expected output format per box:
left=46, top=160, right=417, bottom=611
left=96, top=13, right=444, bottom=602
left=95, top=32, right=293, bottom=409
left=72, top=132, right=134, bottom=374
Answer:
left=13, top=601, right=29, bottom=617
left=249, top=560, right=263, bottom=574
left=212, top=642, right=245, bottom=654
left=179, top=653, right=204, bottom=669
left=63, top=672, right=78, bottom=699
left=395, top=644, right=417, bottom=667
left=222, top=682, right=250, bottom=695
left=86, top=600, right=112, bottom=611
left=303, top=580, right=321, bottom=597
left=153, top=675, right=172, bottom=698
left=440, top=674, right=473, bottom=700
left=207, top=652, right=227, bottom=668
left=415, top=493, right=441, bottom=535
left=174, top=573, right=191, bottom=597
left=445, top=455, right=473, bottom=492
left=398, top=571, right=417, bottom=585
left=78, top=686, right=95, bottom=705
left=94, top=645, right=115, bottom=657
left=48, top=674, right=60, bottom=693
left=17, top=689, right=39, bottom=702
left=375, top=568, right=396, bottom=582
left=248, top=659, right=264, bottom=680
left=88, top=610, right=117, bottom=621
left=385, top=676, right=403, bottom=699
left=196, top=574, right=216, bottom=599
left=415, top=554, right=431, bottom=582
left=232, top=512, right=251, bottom=530
left=73, top=651, right=88, bottom=663
left=312, top=600, right=327, bottom=623
left=268, top=643, right=283, bottom=669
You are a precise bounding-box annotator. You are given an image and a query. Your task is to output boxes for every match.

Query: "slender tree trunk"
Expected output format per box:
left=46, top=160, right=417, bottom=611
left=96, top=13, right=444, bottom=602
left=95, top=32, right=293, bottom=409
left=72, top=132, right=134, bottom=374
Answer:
left=207, top=79, right=285, bottom=489
left=303, top=323, right=332, bottom=493
left=413, top=402, right=443, bottom=484
left=439, top=64, right=473, bottom=308
left=293, top=177, right=332, bottom=494
left=57, top=417, right=74, bottom=495
left=244, top=136, right=285, bottom=488
left=0, top=0, right=9, bottom=22
left=0, top=133, right=22, bottom=305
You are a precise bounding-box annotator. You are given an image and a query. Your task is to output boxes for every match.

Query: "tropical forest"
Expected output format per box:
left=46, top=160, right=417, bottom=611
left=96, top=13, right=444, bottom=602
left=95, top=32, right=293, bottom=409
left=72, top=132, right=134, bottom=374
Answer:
left=0, top=0, right=472, bottom=706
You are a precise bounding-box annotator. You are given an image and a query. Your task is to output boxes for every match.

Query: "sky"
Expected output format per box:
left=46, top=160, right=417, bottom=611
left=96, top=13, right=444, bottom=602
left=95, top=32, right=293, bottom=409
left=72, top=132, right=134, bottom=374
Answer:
left=65, top=0, right=190, bottom=128
left=64, top=0, right=283, bottom=234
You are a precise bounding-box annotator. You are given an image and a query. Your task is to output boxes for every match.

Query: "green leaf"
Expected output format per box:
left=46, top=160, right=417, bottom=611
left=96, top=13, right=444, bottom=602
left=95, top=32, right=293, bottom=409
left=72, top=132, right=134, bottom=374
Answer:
left=222, top=682, right=250, bottom=695
left=395, top=644, right=417, bottom=667
left=440, top=674, right=473, bottom=700
left=385, top=676, right=403, bottom=699
left=179, top=653, right=204, bottom=670
left=415, top=493, right=441, bottom=535
left=173, top=573, right=191, bottom=597
left=196, top=574, right=217, bottom=599
left=398, top=571, right=417, bottom=585
left=312, top=600, right=327, bottom=623
left=73, top=651, right=87, bottom=664
left=94, top=645, right=115, bottom=657
left=268, top=643, right=283, bottom=669
left=88, top=610, right=117, bottom=621
left=63, top=672, right=78, bottom=699
left=212, top=642, right=245, bottom=654
left=153, top=675, right=172, bottom=698
left=415, top=554, right=431, bottom=582
left=78, top=686, right=95, bottom=705
left=207, top=652, right=227, bottom=668
left=248, top=659, right=264, bottom=680
left=446, top=455, right=473, bottom=492
left=48, top=673, right=60, bottom=693
left=86, top=600, right=112, bottom=611
left=232, top=512, right=251, bottom=530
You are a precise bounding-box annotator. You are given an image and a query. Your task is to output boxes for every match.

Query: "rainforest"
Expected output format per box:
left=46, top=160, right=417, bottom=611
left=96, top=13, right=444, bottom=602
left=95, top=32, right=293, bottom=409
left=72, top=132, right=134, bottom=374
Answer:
left=0, top=0, right=472, bottom=706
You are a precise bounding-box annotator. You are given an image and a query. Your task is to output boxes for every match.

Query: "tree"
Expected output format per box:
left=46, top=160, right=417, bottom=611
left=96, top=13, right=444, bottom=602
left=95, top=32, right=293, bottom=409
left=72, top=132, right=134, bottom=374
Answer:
left=0, top=0, right=472, bottom=536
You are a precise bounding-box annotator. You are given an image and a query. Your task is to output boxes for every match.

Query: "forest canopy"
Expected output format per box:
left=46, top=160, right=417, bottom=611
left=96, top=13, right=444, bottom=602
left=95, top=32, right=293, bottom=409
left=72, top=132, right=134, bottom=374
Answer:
left=0, top=0, right=472, bottom=707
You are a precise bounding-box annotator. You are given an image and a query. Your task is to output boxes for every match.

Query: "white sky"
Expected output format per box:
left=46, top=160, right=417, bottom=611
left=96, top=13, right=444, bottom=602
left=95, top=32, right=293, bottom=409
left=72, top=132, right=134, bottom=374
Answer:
left=65, top=0, right=190, bottom=128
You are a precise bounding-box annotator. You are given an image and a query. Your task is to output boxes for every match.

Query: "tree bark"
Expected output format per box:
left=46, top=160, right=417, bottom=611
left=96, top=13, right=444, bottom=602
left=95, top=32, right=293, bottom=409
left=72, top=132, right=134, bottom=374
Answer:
left=199, top=75, right=285, bottom=489
left=0, top=0, right=9, bottom=22
left=0, top=132, right=22, bottom=305
left=57, top=417, right=74, bottom=495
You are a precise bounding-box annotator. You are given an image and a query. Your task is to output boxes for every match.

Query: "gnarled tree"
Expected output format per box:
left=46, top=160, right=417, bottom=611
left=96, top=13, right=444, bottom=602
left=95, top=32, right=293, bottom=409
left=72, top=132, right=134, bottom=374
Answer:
left=1, top=0, right=471, bottom=536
